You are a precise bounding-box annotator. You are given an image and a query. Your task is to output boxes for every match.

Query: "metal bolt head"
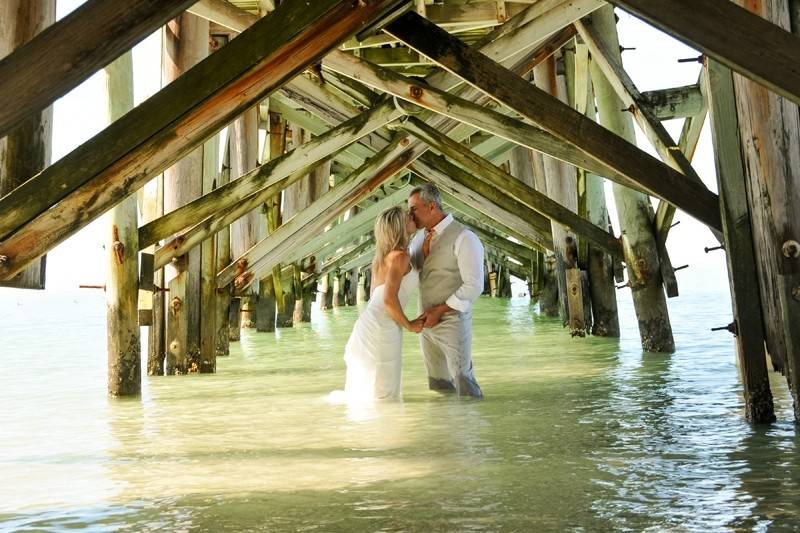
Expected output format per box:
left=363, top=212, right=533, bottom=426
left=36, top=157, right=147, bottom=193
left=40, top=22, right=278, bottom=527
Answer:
left=782, top=240, right=800, bottom=259
left=409, top=85, right=424, bottom=99
left=793, top=286, right=800, bottom=302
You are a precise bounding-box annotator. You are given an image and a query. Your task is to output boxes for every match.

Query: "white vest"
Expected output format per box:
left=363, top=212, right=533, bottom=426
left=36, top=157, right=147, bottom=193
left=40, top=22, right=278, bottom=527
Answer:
left=419, top=219, right=465, bottom=310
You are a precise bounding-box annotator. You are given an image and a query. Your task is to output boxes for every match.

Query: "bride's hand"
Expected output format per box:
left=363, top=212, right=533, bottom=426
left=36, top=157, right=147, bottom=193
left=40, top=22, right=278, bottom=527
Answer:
left=407, top=318, right=424, bottom=334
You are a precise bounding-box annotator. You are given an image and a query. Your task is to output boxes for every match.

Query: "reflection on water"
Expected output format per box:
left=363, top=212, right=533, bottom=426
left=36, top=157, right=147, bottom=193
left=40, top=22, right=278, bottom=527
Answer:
left=0, top=288, right=798, bottom=531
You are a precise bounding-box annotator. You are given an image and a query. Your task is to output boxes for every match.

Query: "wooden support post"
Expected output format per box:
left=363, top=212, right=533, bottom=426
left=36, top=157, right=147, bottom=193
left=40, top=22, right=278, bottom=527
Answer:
left=608, top=0, right=800, bottom=106
left=166, top=263, right=188, bottom=374
left=284, top=123, right=330, bottom=324
left=565, top=39, right=619, bottom=337
left=533, top=55, right=578, bottom=324
left=0, top=0, right=407, bottom=280
left=141, top=176, right=166, bottom=372
left=0, top=0, right=54, bottom=290
left=199, top=134, right=218, bottom=373
left=588, top=5, right=674, bottom=353
left=215, top=138, right=232, bottom=356
left=262, top=109, right=286, bottom=328
left=230, top=106, right=263, bottom=332
left=228, top=296, right=241, bottom=343
left=705, top=59, right=775, bottom=423
left=162, top=12, right=208, bottom=370
left=730, top=0, right=800, bottom=421
left=103, top=51, right=140, bottom=396
left=0, top=0, right=195, bottom=139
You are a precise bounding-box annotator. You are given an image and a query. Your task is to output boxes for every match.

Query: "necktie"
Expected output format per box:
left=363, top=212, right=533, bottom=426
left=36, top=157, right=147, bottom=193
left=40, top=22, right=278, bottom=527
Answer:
left=422, top=229, right=435, bottom=259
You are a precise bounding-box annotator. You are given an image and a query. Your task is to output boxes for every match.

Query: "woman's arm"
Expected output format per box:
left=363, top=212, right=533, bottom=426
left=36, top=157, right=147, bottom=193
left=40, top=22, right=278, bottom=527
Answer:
left=382, top=251, right=422, bottom=333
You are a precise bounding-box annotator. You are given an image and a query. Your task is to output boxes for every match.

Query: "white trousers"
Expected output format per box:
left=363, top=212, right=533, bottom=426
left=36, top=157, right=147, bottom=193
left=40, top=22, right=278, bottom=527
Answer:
left=420, top=311, right=482, bottom=398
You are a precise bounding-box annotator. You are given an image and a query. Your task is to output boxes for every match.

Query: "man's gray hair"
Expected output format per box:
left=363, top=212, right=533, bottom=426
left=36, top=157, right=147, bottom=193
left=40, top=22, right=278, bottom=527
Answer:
left=409, top=183, right=443, bottom=210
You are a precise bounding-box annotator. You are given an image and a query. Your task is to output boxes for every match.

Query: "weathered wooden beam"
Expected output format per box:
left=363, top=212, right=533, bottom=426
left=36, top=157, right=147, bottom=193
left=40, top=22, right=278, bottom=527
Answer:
left=323, top=49, right=644, bottom=193
left=220, top=135, right=426, bottom=290
left=318, top=239, right=375, bottom=278
left=428, top=0, right=604, bottom=93
left=576, top=19, right=705, bottom=187
left=384, top=11, right=722, bottom=232
left=0, top=0, right=407, bottom=281
left=286, top=186, right=411, bottom=266
left=705, top=58, right=775, bottom=424
left=154, top=164, right=324, bottom=270
left=139, top=98, right=401, bottom=249
left=0, top=0, right=196, bottom=139
left=641, top=84, right=705, bottom=120
left=398, top=117, right=624, bottom=259
left=187, top=0, right=258, bottom=32
left=608, top=0, right=800, bottom=106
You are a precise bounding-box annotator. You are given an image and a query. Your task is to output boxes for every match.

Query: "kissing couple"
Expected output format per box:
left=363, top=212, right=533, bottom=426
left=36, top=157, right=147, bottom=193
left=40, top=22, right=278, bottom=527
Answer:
left=338, top=183, right=484, bottom=403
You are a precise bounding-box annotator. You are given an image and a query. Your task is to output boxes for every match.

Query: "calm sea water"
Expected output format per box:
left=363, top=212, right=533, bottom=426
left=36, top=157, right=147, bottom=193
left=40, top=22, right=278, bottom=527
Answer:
left=1, top=285, right=798, bottom=531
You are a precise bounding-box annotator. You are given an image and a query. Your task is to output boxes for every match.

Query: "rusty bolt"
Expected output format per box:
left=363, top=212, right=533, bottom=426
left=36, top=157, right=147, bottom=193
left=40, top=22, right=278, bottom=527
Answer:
left=636, top=258, right=647, bottom=270
left=170, top=296, right=182, bottom=314
left=782, top=240, right=800, bottom=259
left=793, top=286, right=800, bottom=302
left=621, top=104, right=636, bottom=114
left=409, top=85, right=424, bottom=99
left=0, top=255, right=7, bottom=264
left=400, top=137, right=410, bottom=147
left=112, top=240, right=125, bottom=265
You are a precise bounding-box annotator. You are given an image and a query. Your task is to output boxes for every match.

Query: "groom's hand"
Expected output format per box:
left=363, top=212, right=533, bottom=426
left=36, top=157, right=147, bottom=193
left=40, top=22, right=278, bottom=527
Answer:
left=422, top=304, right=451, bottom=328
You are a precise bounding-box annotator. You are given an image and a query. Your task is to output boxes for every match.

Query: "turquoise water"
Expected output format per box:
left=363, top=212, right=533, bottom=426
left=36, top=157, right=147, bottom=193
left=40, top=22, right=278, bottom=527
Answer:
left=1, top=287, right=798, bottom=531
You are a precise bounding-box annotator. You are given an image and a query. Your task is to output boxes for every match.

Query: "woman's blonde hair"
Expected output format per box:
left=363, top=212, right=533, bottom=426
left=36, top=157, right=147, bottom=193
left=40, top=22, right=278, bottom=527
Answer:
left=372, top=206, right=408, bottom=275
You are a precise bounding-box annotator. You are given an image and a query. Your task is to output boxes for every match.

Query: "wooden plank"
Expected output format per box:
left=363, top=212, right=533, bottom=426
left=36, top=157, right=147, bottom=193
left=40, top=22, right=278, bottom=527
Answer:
left=323, top=49, right=645, bottom=194
left=0, top=0, right=196, bottom=139
left=0, top=0, right=407, bottom=281
left=705, top=58, right=775, bottom=423
left=399, top=117, right=624, bottom=259
left=384, top=11, right=722, bottom=233
left=608, top=0, right=800, bottom=106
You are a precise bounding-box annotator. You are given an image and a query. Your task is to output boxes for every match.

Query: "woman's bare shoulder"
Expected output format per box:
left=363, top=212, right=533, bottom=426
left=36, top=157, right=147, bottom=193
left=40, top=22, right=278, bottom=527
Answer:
left=384, top=249, right=410, bottom=268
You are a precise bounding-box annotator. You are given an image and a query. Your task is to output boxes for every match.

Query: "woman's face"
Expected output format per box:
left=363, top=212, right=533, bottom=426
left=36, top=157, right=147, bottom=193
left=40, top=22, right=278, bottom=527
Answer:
left=404, top=212, right=418, bottom=238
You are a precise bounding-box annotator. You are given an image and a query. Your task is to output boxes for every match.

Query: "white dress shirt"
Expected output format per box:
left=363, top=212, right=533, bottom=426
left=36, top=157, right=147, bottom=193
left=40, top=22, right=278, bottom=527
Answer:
left=410, top=214, right=485, bottom=313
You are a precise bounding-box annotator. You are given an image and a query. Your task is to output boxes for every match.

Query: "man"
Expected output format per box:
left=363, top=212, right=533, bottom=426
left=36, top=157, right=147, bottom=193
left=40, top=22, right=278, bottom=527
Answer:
left=408, top=184, right=484, bottom=398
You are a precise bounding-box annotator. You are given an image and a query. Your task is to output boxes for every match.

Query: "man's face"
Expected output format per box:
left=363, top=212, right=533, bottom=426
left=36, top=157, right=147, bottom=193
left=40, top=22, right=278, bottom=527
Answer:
left=408, top=192, right=436, bottom=230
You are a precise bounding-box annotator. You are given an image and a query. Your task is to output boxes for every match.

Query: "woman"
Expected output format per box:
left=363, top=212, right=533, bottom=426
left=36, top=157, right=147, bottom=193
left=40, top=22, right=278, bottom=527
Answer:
left=340, top=206, right=422, bottom=402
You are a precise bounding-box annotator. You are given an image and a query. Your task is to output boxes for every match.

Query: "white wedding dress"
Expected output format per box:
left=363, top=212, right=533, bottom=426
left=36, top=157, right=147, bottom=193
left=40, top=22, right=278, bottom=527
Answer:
left=339, top=268, right=419, bottom=402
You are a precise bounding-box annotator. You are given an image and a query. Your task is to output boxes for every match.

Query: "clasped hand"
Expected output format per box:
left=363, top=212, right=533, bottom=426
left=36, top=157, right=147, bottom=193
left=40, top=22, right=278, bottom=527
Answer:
left=410, top=304, right=451, bottom=332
